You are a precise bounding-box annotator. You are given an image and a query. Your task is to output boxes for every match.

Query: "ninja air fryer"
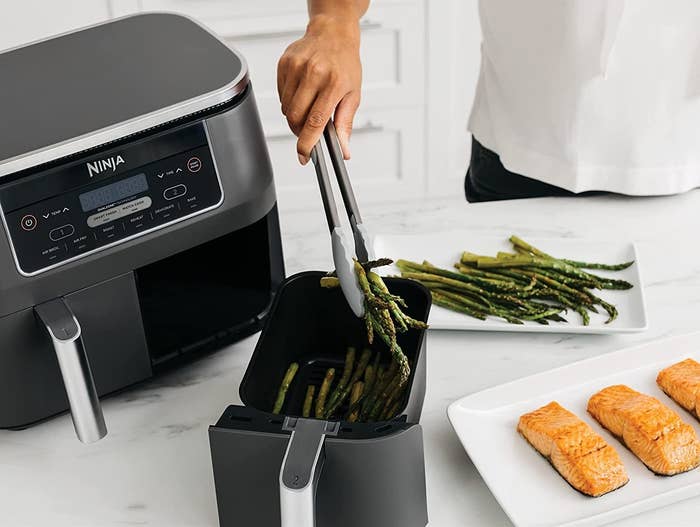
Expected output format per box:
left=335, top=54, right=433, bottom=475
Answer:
left=209, top=272, right=431, bottom=527
left=0, top=13, right=284, bottom=442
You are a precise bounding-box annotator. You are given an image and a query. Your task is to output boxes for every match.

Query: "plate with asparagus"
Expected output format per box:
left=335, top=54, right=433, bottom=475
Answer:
left=374, top=233, right=648, bottom=334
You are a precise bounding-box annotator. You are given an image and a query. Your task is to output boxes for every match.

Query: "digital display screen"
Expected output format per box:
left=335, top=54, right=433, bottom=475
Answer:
left=79, top=173, right=149, bottom=212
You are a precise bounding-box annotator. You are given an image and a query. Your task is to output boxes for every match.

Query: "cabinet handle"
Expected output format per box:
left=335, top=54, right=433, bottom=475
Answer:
left=223, top=19, right=382, bottom=43
left=360, top=19, right=383, bottom=30
left=352, top=121, right=385, bottom=134
left=266, top=121, right=384, bottom=141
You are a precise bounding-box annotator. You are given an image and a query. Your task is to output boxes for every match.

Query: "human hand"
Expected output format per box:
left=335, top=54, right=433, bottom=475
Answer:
left=277, top=13, right=362, bottom=165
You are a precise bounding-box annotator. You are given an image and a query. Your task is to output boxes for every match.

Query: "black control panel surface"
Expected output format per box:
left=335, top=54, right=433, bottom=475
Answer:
left=0, top=122, right=223, bottom=275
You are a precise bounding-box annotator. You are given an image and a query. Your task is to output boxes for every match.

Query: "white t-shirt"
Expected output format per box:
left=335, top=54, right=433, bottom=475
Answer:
left=468, top=0, right=700, bottom=195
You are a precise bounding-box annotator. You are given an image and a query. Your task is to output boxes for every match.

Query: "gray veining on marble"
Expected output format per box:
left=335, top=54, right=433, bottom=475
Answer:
left=2, top=192, right=700, bottom=526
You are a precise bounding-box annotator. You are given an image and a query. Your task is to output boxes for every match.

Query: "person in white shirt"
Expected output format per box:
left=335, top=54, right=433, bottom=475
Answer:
left=277, top=0, right=700, bottom=202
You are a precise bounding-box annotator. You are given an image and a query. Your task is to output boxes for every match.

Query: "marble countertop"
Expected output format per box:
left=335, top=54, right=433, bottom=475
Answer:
left=3, top=192, right=700, bottom=526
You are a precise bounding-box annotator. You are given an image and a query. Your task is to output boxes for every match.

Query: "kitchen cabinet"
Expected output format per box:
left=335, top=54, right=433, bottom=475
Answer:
left=115, top=0, right=430, bottom=212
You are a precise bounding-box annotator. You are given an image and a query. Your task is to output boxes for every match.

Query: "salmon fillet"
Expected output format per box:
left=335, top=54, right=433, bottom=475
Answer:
left=517, top=401, right=629, bottom=496
left=588, top=385, right=700, bottom=475
left=657, top=358, right=700, bottom=420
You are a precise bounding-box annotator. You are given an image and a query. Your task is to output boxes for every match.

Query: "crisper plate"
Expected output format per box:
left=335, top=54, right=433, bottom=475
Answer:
left=373, top=232, right=648, bottom=334
left=447, top=333, right=700, bottom=527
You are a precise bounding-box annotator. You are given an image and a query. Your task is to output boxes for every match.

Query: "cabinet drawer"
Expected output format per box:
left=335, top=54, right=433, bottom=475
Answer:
left=268, top=107, right=425, bottom=212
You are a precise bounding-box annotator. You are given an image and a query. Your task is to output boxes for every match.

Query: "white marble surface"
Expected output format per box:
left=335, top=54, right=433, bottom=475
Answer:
left=3, top=191, right=700, bottom=526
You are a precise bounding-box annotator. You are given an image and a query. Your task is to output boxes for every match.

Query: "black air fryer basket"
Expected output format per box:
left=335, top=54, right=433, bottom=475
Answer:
left=240, top=271, right=429, bottom=421
left=209, top=271, right=432, bottom=527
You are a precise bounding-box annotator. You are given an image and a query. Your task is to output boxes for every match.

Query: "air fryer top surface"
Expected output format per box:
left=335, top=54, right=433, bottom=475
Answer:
left=0, top=13, right=247, bottom=176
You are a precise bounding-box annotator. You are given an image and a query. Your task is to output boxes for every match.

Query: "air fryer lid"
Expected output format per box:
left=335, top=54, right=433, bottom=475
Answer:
left=0, top=13, right=248, bottom=177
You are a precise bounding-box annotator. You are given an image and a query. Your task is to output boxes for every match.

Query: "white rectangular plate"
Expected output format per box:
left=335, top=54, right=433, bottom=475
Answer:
left=447, top=333, right=700, bottom=527
left=373, top=233, right=648, bottom=334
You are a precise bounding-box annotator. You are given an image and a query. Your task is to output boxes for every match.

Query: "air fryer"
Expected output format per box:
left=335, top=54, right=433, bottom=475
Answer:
left=0, top=13, right=284, bottom=442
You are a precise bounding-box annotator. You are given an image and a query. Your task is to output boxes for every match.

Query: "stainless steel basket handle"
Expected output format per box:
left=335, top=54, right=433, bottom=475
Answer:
left=35, top=298, right=107, bottom=444
left=279, top=418, right=339, bottom=527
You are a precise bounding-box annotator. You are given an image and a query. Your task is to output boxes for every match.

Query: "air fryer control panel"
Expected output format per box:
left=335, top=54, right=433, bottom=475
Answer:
left=0, top=122, right=223, bottom=275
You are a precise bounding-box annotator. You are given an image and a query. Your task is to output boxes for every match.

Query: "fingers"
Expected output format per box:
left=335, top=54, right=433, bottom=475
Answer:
left=333, top=91, right=360, bottom=160
left=295, top=86, right=340, bottom=164
left=285, top=73, right=322, bottom=136
left=277, top=54, right=302, bottom=118
left=277, top=34, right=363, bottom=165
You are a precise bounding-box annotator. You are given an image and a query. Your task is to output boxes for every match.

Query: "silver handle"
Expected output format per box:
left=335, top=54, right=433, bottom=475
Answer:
left=311, top=144, right=341, bottom=232
left=35, top=299, right=107, bottom=444
left=279, top=418, right=339, bottom=527
left=311, top=141, right=367, bottom=318
left=323, top=121, right=373, bottom=262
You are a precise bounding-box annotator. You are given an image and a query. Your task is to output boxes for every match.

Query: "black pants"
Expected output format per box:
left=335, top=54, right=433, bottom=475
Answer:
left=465, top=138, right=600, bottom=202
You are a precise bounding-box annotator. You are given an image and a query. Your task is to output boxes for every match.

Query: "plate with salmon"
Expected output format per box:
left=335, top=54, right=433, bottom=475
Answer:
left=448, top=332, right=700, bottom=527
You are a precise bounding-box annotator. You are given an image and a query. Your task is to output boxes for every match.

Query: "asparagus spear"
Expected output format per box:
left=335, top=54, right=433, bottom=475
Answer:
left=272, top=362, right=299, bottom=414
left=302, top=385, right=316, bottom=418
left=398, top=259, right=522, bottom=293
left=369, top=372, right=401, bottom=421
left=321, top=259, right=427, bottom=384
left=380, top=377, right=407, bottom=420
left=346, top=361, right=378, bottom=420
left=509, top=236, right=634, bottom=270
left=327, top=348, right=356, bottom=411
left=324, top=349, right=373, bottom=419
left=347, top=382, right=365, bottom=423
left=384, top=400, right=402, bottom=422
left=361, top=362, right=394, bottom=421
left=370, top=316, right=411, bottom=385
left=315, top=368, right=336, bottom=419
left=320, top=276, right=340, bottom=288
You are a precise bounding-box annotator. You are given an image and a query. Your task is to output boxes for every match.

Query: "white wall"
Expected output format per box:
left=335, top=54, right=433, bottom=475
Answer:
left=0, top=0, right=111, bottom=51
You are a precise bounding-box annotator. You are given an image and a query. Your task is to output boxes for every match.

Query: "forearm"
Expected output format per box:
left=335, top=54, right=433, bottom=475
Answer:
left=308, top=0, right=370, bottom=21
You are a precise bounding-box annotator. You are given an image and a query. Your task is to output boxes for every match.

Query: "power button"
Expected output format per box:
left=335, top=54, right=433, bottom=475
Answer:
left=21, top=214, right=37, bottom=231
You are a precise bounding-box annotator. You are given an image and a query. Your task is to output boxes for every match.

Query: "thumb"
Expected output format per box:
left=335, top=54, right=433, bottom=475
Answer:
left=333, top=92, right=360, bottom=160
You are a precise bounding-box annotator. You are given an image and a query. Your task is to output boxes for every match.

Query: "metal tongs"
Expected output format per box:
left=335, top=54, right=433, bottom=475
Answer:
left=310, top=120, right=374, bottom=318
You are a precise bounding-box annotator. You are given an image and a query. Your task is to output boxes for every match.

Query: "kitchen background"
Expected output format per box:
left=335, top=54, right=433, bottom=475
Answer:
left=5, top=4, right=700, bottom=527
left=1, top=0, right=481, bottom=215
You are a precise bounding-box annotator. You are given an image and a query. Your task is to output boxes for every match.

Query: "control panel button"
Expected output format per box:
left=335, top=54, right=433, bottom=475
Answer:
left=21, top=215, right=37, bottom=231
left=187, top=157, right=202, bottom=173
left=153, top=203, right=177, bottom=222
left=41, top=244, right=67, bottom=263
left=94, top=222, right=122, bottom=242
left=67, top=233, right=93, bottom=255
left=87, top=196, right=152, bottom=228
left=125, top=211, right=152, bottom=233
left=163, top=184, right=187, bottom=201
left=49, top=224, right=75, bottom=241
